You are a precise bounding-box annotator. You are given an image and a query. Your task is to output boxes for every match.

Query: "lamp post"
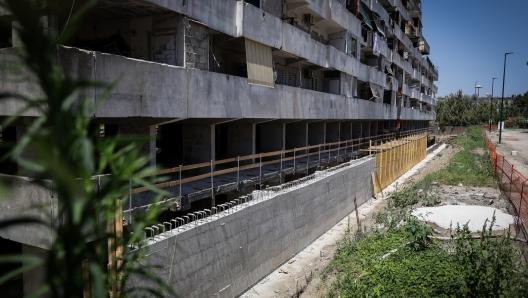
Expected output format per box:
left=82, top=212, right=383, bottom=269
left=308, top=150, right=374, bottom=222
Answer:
left=499, top=52, right=513, bottom=144
left=490, top=77, right=497, bottom=132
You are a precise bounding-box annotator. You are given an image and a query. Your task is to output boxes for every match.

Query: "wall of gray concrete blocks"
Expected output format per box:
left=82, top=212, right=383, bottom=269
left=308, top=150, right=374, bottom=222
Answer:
left=127, top=157, right=375, bottom=297
left=185, top=21, right=209, bottom=71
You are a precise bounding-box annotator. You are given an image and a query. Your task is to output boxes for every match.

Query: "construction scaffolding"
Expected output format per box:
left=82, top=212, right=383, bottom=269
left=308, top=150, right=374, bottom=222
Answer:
left=372, top=133, right=428, bottom=195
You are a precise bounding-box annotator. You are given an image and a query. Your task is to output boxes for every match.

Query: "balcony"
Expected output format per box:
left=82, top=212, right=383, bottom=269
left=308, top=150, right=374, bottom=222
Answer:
left=400, top=106, right=435, bottom=121
left=419, top=37, right=430, bottom=55
left=1, top=46, right=402, bottom=122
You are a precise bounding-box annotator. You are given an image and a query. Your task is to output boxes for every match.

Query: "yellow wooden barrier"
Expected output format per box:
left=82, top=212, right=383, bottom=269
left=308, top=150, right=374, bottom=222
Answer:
left=374, top=133, right=427, bottom=192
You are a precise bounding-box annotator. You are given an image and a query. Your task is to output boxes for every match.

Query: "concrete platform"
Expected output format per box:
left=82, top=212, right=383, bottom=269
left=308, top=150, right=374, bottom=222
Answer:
left=486, top=129, right=528, bottom=179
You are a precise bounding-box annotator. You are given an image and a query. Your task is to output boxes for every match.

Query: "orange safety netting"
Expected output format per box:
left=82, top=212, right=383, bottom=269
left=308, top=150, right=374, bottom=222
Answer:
left=484, top=130, right=528, bottom=239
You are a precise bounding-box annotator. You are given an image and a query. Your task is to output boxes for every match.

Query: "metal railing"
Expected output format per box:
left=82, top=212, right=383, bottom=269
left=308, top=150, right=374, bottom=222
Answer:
left=132, top=156, right=373, bottom=246
left=131, top=128, right=429, bottom=196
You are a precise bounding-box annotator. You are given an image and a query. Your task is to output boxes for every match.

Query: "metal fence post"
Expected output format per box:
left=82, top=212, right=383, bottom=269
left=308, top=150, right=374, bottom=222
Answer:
left=328, top=142, right=331, bottom=165
left=293, top=147, right=296, bottom=175
left=211, top=160, right=215, bottom=206
left=500, top=157, right=505, bottom=184
left=280, top=151, right=283, bottom=184
left=259, top=153, right=262, bottom=187
left=179, top=165, right=182, bottom=198
left=337, top=140, right=340, bottom=162
left=318, top=144, right=321, bottom=167
left=306, top=144, right=309, bottom=174
left=237, top=156, right=240, bottom=190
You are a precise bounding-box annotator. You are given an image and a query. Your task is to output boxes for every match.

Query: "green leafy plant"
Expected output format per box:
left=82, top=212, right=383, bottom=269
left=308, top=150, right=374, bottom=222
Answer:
left=0, top=0, right=176, bottom=297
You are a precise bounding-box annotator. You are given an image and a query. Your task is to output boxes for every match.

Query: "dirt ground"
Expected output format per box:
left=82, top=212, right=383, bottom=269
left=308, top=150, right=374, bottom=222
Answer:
left=240, top=138, right=516, bottom=298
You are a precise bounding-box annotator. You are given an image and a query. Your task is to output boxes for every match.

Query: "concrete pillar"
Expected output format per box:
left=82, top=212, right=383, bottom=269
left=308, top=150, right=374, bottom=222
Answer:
left=285, top=122, right=308, bottom=149
left=227, top=123, right=255, bottom=164
left=22, top=244, right=48, bottom=298
left=259, top=122, right=284, bottom=153
left=118, top=125, right=157, bottom=168
left=182, top=124, right=214, bottom=167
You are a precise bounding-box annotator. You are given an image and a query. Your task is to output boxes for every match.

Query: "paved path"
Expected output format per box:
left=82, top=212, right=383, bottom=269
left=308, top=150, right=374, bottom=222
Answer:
left=486, top=129, right=528, bottom=179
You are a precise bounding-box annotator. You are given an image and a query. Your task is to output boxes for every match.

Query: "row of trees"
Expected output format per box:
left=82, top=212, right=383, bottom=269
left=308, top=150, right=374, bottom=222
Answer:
left=435, top=90, right=528, bottom=127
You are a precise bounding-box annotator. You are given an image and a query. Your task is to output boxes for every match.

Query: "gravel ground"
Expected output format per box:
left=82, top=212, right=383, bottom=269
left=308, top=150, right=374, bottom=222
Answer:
left=412, top=205, right=514, bottom=232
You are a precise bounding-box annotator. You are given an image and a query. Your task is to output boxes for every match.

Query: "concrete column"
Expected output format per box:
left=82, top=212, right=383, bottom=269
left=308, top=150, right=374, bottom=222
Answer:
left=182, top=124, right=214, bottom=167
left=118, top=125, right=156, bottom=168
left=259, top=123, right=284, bottom=153
left=22, top=244, right=48, bottom=298
left=227, top=123, right=255, bottom=164
left=285, top=122, right=308, bottom=149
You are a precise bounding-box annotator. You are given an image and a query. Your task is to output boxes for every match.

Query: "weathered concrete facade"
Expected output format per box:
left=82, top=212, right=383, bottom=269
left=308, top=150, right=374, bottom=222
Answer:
left=0, top=0, right=438, bottom=294
left=128, top=157, right=375, bottom=298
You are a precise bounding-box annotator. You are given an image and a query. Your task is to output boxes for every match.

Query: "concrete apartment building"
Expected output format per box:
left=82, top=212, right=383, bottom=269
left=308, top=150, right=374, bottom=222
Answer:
left=0, top=0, right=438, bottom=296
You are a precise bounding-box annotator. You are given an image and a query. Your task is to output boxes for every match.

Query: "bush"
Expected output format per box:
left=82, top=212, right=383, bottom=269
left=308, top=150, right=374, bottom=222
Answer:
left=504, top=117, right=518, bottom=128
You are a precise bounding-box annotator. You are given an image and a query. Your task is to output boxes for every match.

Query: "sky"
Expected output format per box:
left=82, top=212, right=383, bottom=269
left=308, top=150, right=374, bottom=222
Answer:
left=422, top=1, right=528, bottom=98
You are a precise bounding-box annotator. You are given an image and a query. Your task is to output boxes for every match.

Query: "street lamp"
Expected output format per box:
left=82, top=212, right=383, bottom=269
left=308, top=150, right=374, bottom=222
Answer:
left=499, top=52, right=514, bottom=144
left=489, top=77, right=498, bottom=132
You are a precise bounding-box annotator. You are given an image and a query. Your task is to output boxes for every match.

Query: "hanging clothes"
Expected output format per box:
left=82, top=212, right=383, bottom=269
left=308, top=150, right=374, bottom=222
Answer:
left=372, top=33, right=382, bottom=57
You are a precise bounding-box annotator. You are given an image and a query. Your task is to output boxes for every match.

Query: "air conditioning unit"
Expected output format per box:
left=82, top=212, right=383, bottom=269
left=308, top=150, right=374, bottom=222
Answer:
left=304, top=14, right=315, bottom=26
left=303, top=68, right=316, bottom=79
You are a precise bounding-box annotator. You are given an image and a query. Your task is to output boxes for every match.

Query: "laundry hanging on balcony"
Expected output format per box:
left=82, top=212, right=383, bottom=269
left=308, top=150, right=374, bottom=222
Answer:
left=372, top=33, right=382, bottom=57
left=245, top=38, right=274, bottom=88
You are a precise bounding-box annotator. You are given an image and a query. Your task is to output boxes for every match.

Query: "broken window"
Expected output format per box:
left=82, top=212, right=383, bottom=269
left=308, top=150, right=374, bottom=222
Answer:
left=347, top=33, right=358, bottom=58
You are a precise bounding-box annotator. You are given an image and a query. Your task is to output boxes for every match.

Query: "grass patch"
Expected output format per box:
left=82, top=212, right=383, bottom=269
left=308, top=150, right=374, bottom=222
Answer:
left=426, top=126, right=495, bottom=187
left=322, top=219, right=528, bottom=297
left=320, top=126, right=527, bottom=297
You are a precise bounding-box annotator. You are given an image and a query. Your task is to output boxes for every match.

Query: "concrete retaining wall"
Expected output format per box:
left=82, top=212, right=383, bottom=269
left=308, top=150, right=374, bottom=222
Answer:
left=127, top=157, right=375, bottom=297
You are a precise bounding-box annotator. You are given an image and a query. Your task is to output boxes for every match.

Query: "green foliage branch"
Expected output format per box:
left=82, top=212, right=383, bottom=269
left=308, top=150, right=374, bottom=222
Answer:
left=0, top=0, right=176, bottom=297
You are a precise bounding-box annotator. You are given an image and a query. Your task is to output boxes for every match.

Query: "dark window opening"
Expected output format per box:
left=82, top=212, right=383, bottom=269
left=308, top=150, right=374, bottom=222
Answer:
left=383, top=91, right=392, bottom=105
left=245, top=0, right=260, bottom=8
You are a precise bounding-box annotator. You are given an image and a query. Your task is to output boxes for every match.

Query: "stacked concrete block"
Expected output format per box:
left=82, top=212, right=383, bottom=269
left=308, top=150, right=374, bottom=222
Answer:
left=127, top=158, right=375, bottom=297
